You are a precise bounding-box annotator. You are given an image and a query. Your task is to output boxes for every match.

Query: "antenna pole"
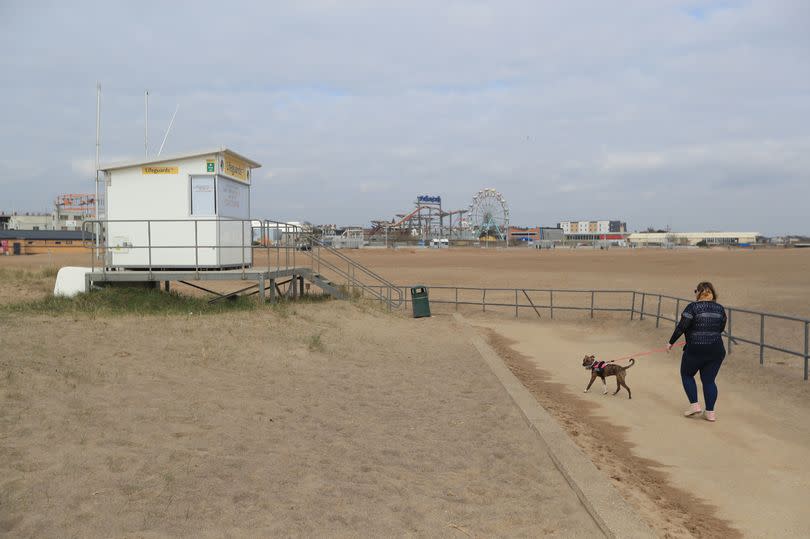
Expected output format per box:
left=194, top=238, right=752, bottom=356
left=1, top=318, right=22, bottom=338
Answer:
left=157, top=104, right=178, bottom=157
left=95, top=82, right=101, bottom=258
left=95, top=82, right=101, bottom=217
left=145, top=90, right=149, bottom=158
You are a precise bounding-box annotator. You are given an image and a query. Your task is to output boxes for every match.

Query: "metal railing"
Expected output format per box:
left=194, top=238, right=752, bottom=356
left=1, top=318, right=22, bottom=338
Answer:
left=631, top=291, right=809, bottom=381
left=80, top=218, right=404, bottom=309
left=82, top=218, right=301, bottom=275
left=304, top=236, right=404, bottom=308
left=74, top=223, right=810, bottom=379
left=362, top=285, right=810, bottom=381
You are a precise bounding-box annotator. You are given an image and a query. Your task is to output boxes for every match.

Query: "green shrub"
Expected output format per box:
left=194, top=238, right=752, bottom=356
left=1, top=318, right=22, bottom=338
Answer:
left=307, top=332, right=325, bottom=352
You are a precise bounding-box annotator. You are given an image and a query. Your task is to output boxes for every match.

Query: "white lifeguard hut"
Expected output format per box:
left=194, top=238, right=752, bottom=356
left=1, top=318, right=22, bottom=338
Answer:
left=85, top=147, right=400, bottom=307
left=98, top=148, right=260, bottom=269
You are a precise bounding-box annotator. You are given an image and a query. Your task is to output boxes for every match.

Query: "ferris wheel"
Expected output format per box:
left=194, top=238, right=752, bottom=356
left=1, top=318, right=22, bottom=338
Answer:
left=468, top=188, right=510, bottom=240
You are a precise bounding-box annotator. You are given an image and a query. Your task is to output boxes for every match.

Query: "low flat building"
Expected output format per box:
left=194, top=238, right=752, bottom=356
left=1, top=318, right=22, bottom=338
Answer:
left=0, top=230, right=91, bottom=255
left=8, top=214, right=52, bottom=231
left=558, top=220, right=626, bottom=235
left=508, top=226, right=541, bottom=243
left=628, top=231, right=760, bottom=247
left=508, top=226, right=564, bottom=244
left=565, top=232, right=629, bottom=244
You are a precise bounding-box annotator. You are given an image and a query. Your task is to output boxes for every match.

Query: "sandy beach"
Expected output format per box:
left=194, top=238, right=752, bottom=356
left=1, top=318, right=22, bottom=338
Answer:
left=2, top=247, right=809, bottom=536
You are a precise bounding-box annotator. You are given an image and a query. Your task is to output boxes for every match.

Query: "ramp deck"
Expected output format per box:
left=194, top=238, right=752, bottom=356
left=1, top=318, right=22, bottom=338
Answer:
left=85, top=267, right=315, bottom=303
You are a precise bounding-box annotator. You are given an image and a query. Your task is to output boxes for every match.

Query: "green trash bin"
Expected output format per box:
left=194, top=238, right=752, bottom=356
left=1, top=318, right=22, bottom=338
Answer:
left=411, top=286, right=431, bottom=318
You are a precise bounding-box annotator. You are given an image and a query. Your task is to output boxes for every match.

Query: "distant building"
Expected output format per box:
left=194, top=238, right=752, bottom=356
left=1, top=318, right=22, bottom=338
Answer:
left=628, top=232, right=760, bottom=247
left=0, top=230, right=91, bottom=255
left=8, top=214, right=52, bottom=231
left=558, top=220, right=627, bottom=234
left=4, top=194, right=96, bottom=232
left=508, top=226, right=564, bottom=243
left=325, top=228, right=364, bottom=249
left=539, top=227, right=564, bottom=241
left=508, top=226, right=540, bottom=243
left=53, top=194, right=96, bottom=231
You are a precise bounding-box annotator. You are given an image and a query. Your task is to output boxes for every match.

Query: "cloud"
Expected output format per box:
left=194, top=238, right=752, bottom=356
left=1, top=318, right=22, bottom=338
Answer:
left=0, top=1, right=808, bottom=234
left=358, top=181, right=393, bottom=194
left=601, top=139, right=810, bottom=178
left=70, top=158, right=96, bottom=177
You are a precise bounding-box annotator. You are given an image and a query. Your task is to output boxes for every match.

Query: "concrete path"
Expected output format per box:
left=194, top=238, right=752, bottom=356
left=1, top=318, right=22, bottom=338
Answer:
left=477, top=317, right=810, bottom=538
left=456, top=314, right=654, bottom=538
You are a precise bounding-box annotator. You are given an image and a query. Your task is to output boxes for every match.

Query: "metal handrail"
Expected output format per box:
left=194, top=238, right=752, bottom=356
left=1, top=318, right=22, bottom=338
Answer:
left=302, top=234, right=404, bottom=308
left=315, top=242, right=400, bottom=290
left=373, top=285, right=809, bottom=381
left=75, top=222, right=809, bottom=379
left=81, top=218, right=300, bottom=277
left=305, top=247, right=393, bottom=305
left=80, top=217, right=404, bottom=309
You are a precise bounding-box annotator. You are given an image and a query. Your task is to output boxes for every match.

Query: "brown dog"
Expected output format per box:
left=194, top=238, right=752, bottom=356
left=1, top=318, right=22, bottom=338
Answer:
left=582, top=355, right=635, bottom=399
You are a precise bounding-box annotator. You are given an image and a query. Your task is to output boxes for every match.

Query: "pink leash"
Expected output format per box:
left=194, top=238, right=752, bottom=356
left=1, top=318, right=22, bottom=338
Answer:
left=610, top=341, right=685, bottom=363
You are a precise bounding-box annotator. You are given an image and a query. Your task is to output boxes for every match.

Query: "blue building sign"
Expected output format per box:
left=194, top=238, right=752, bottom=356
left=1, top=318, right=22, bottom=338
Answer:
left=417, top=195, right=441, bottom=204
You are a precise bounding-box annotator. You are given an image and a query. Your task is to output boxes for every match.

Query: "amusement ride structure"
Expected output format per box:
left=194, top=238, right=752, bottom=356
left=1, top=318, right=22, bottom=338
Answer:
left=370, top=189, right=509, bottom=243
left=370, top=195, right=468, bottom=242
left=467, top=188, right=510, bottom=241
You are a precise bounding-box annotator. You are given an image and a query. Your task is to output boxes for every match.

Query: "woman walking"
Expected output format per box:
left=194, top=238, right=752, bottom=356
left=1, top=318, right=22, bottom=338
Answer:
left=667, top=282, right=727, bottom=422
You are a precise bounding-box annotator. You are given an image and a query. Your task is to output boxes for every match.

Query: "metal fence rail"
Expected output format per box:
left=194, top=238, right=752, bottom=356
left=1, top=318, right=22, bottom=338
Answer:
left=82, top=218, right=303, bottom=275
left=362, top=285, right=810, bottom=381
left=631, top=291, right=809, bottom=380
left=80, top=218, right=404, bottom=309
left=75, top=220, right=809, bottom=380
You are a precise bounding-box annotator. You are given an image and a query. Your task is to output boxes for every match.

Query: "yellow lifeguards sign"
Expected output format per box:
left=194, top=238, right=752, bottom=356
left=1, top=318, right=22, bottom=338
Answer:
left=142, top=166, right=178, bottom=174
left=222, top=154, right=250, bottom=182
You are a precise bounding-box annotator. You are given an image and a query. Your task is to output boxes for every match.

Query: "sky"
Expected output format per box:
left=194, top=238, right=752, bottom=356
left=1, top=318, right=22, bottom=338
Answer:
left=1, top=0, right=808, bottom=235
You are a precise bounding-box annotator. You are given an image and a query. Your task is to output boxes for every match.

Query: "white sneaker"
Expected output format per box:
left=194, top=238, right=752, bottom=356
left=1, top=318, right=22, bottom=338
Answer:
left=684, top=404, right=702, bottom=417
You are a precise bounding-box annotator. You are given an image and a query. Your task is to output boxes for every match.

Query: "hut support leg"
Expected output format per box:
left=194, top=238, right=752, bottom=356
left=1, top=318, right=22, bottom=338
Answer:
left=258, top=276, right=266, bottom=303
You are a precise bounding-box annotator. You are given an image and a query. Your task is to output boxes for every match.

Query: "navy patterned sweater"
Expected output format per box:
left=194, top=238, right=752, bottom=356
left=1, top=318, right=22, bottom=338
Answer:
left=669, top=301, right=727, bottom=346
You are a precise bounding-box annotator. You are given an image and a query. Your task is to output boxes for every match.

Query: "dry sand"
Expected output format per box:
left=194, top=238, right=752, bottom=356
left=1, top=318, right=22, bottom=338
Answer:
left=343, top=247, right=810, bottom=381
left=8, top=246, right=810, bottom=316
left=347, top=247, right=810, bottom=318
left=476, top=315, right=810, bottom=538
left=0, top=249, right=810, bottom=537
left=0, top=300, right=601, bottom=537
left=343, top=246, right=810, bottom=537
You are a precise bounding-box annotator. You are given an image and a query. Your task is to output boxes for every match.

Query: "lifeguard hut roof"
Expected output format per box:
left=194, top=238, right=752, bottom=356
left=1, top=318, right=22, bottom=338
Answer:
left=99, top=147, right=261, bottom=172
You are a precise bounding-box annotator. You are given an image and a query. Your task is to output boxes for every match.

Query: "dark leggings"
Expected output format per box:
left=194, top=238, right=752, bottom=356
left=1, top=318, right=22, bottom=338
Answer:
left=680, top=341, right=726, bottom=411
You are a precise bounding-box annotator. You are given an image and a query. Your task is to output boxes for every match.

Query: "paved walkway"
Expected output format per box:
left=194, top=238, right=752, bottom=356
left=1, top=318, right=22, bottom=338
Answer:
left=479, top=317, right=810, bottom=538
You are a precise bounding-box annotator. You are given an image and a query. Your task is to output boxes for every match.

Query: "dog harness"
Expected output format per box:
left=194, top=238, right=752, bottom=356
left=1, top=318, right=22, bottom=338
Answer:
left=591, top=361, right=607, bottom=374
